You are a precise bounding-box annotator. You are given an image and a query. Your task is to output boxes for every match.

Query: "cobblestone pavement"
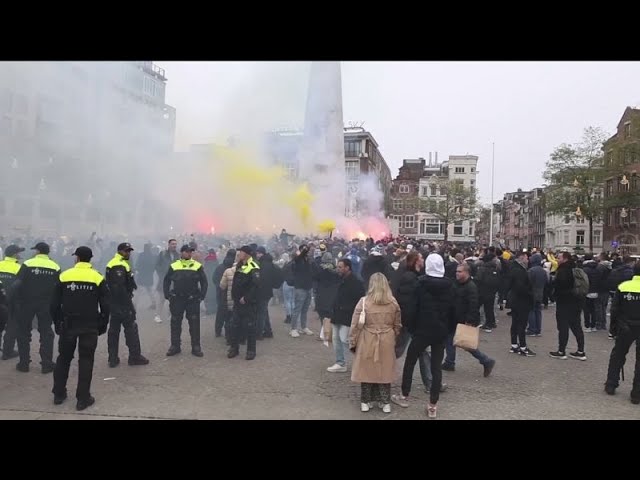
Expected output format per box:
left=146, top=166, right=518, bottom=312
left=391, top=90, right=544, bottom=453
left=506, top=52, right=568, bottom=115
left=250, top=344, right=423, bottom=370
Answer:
left=0, top=301, right=637, bottom=420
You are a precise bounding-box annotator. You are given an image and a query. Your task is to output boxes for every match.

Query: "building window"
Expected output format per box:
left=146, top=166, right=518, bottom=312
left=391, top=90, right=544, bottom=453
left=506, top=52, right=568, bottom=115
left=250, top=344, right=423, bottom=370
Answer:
left=399, top=184, right=410, bottom=194
left=390, top=215, right=402, bottom=223
left=594, top=230, right=601, bottom=246
left=564, top=215, right=571, bottom=225
left=430, top=185, right=437, bottom=196
left=576, top=215, right=585, bottom=224
left=393, top=199, right=403, bottom=210
left=576, top=230, right=585, bottom=245
left=471, top=167, right=475, bottom=173
left=419, top=220, right=445, bottom=235
left=345, top=161, right=359, bottom=179
left=468, top=224, right=473, bottom=236
left=421, top=187, right=428, bottom=196
left=440, top=185, right=448, bottom=196
left=625, top=122, right=631, bottom=138
left=470, top=179, right=475, bottom=186
left=404, top=215, right=415, bottom=229
left=563, top=230, right=570, bottom=245
left=453, top=221, right=463, bottom=236
left=455, top=167, right=465, bottom=173
left=344, top=140, right=361, bottom=157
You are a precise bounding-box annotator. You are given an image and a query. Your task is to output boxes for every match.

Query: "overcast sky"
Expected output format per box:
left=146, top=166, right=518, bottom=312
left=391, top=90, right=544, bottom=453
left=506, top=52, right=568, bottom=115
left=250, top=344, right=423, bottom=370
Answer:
left=159, top=61, right=640, bottom=205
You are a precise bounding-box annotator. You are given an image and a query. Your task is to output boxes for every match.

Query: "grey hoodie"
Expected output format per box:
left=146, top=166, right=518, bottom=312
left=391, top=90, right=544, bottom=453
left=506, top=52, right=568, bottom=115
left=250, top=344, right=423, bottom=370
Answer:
left=528, top=254, right=548, bottom=303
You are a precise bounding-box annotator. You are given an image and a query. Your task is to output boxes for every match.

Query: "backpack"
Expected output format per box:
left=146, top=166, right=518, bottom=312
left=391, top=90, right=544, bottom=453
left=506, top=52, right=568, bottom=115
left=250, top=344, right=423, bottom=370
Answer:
left=477, top=262, right=499, bottom=292
left=572, top=268, right=590, bottom=297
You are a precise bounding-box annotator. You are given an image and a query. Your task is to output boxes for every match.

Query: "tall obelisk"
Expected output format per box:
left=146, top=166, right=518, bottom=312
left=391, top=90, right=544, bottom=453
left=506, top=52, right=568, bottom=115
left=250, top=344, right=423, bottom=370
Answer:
left=300, top=61, right=346, bottom=221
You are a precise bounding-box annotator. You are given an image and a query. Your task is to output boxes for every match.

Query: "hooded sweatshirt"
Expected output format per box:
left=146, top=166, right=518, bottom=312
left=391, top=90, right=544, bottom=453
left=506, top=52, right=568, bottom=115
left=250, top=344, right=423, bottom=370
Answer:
left=527, top=253, right=548, bottom=303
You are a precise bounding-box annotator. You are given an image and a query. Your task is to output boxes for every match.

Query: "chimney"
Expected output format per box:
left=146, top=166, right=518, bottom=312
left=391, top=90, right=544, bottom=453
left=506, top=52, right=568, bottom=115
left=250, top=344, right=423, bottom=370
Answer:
left=435, top=151, right=438, bottom=163
left=429, top=152, right=432, bottom=163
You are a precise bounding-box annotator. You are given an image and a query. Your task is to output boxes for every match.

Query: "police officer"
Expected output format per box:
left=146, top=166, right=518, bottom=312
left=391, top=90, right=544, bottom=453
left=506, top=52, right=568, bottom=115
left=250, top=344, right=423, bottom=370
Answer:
left=51, top=246, right=110, bottom=411
left=605, top=261, right=640, bottom=404
left=0, top=280, right=8, bottom=343
left=163, top=244, right=208, bottom=357
left=14, top=242, right=60, bottom=373
left=228, top=246, right=260, bottom=361
left=0, top=244, right=23, bottom=359
left=105, top=243, right=149, bottom=368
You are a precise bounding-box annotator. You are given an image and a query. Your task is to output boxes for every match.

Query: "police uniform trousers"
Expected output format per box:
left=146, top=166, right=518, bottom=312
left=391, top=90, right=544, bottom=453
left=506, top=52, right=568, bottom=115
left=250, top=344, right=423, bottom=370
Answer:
left=107, top=304, right=142, bottom=361
left=1, top=303, right=18, bottom=356
left=17, top=302, right=54, bottom=367
left=606, top=324, right=640, bottom=397
left=169, top=296, right=201, bottom=348
left=230, top=303, right=257, bottom=353
left=52, top=328, right=98, bottom=401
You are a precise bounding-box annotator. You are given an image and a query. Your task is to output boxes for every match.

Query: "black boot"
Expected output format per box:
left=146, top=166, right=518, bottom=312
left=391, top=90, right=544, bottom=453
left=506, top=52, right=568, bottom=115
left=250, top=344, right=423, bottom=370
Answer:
left=2, top=350, right=18, bottom=360
left=108, top=357, right=121, bottom=368
left=166, top=346, right=181, bottom=356
left=191, top=346, right=204, bottom=357
left=246, top=351, right=256, bottom=361
left=41, top=362, right=55, bottom=374
left=76, top=396, right=95, bottom=411
left=128, top=355, right=150, bottom=366
left=227, top=347, right=239, bottom=359
left=53, top=392, right=67, bottom=405
left=16, top=361, right=29, bottom=373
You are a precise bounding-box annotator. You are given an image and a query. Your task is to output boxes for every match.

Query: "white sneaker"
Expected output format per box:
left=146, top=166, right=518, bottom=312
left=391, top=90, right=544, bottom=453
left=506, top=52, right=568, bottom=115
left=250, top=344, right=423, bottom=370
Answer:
left=360, top=402, right=371, bottom=412
left=154, top=315, right=163, bottom=324
left=290, top=329, right=300, bottom=338
left=302, top=328, right=314, bottom=336
left=327, top=363, right=347, bottom=373
left=382, top=403, right=391, bottom=413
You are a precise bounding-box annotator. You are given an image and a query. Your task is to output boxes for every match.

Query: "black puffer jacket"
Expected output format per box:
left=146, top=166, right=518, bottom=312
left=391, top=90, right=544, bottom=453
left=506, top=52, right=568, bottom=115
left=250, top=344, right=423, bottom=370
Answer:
left=313, top=262, right=340, bottom=318
left=410, top=275, right=455, bottom=341
left=554, top=260, right=578, bottom=307
left=393, top=270, right=419, bottom=328
left=331, top=273, right=365, bottom=327
left=453, top=278, right=480, bottom=327
left=292, top=255, right=313, bottom=290
left=581, top=260, right=604, bottom=294
left=361, top=255, right=392, bottom=290
left=257, top=254, right=277, bottom=301
left=508, top=261, right=533, bottom=310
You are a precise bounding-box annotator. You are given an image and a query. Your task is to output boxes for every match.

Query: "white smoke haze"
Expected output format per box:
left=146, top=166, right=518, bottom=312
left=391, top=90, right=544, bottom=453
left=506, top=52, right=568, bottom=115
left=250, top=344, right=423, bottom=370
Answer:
left=0, top=61, right=390, bottom=245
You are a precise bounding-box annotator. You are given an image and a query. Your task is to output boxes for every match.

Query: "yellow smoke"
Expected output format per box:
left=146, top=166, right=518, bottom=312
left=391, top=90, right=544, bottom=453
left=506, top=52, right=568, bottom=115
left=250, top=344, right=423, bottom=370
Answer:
left=318, top=220, right=336, bottom=235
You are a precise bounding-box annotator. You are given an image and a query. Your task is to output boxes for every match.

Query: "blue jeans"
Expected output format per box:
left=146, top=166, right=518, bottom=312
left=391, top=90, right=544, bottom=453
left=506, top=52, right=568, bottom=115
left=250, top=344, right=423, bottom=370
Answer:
left=527, top=301, right=542, bottom=334
left=282, top=284, right=295, bottom=317
left=292, top=288, right=312, bottom=330
left=444, top=331, right=492, bottom=367
left=397, top=331, right=431, bottom=389
left=332, top=324, right=350, bottom=367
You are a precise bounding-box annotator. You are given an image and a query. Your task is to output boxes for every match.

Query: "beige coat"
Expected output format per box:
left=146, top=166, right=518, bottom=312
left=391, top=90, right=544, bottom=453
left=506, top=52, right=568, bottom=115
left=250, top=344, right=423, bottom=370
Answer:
left=349, top=296, right=402, bottom=384
left=220, top=264, right=237, bottom=311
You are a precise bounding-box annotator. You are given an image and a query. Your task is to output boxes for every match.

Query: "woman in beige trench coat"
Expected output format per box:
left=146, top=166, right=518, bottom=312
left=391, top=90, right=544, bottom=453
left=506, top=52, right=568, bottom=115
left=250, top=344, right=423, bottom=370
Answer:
left=349, top=272, right=402, bottom=413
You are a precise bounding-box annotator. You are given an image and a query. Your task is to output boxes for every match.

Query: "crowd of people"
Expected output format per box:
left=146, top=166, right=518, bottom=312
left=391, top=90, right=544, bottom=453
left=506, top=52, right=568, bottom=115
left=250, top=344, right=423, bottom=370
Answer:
left=1, top=229, right=639, bottom=417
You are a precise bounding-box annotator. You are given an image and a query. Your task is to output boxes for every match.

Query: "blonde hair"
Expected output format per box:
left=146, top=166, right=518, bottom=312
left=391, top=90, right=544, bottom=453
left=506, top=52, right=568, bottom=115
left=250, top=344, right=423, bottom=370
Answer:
left=367, top=272, right=394, bottom=305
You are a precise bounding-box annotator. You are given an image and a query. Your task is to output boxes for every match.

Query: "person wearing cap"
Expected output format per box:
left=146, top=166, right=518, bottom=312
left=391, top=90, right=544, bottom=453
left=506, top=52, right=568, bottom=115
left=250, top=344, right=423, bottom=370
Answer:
left=228, top=246, right=261, bottom=360
left=51, top=246, right=110, bottom=411
left=361, top=245, right=393, bottom=291
left=13, top=242, right=60, bottom=373
left=0, top=244, right=24, bottom=360
left=105, top=243, right=149, bottom=368
left=163, top=244, right=208, bottom=357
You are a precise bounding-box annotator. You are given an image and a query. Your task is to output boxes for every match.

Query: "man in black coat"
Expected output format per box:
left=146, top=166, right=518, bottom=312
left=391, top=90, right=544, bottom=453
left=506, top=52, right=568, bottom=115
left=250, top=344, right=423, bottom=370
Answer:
left=581, top=254, right=606, bottom=332
left=508, top=251, right=536, bottom=356
left=256, top=247, right=281, bottom=339
left=361, top=246, right=393, bottom=290
left=442, top=263, right=495, bottom=377
left=476, top=252, right=501, bottom=332
left=326, top=258, right=365, bottom=373
left=213, top=249, right=235, bottom=341
left=549, top=251, right=586, bottom=360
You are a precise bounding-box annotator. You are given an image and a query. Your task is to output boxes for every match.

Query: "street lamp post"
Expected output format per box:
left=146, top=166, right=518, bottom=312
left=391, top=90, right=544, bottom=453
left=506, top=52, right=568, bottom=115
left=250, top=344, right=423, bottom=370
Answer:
left=489, top=142, right=495, bottom=247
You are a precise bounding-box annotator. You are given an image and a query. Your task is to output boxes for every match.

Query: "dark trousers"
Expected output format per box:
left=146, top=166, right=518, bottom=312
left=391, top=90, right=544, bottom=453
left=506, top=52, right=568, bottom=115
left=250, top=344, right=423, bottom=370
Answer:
left=169, top=298, right=201, bottom=349
left=401, top=335, right=445, bottom=405
left=107, top=305, right=141, bottom=360
left=52, top=331, right=98, bottom=401
left=17, top=302, right=54, bottom=366
left=605, top=325, right=640, bottom=397
left=215, top=302, right=229, bottom=337
left=361, top=383, right=391, bottom=404
left=480, top=293, right=497, bottom=328
left=510, top=305, right=529, bottom=347
left=556, top=300, right=585, bottom=353
left=204, top=289, right=217, bottom=316
left=543, top=281, right=554, bottom=306
left=583, top=297, right=600, bottom=330
left=1, top=304, right=18, bottom=355
left=229, top=304, right=257, bottom=354
left=597, top=293, right=609, bottom=330
left=257, top=299, right=272, bottom=336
